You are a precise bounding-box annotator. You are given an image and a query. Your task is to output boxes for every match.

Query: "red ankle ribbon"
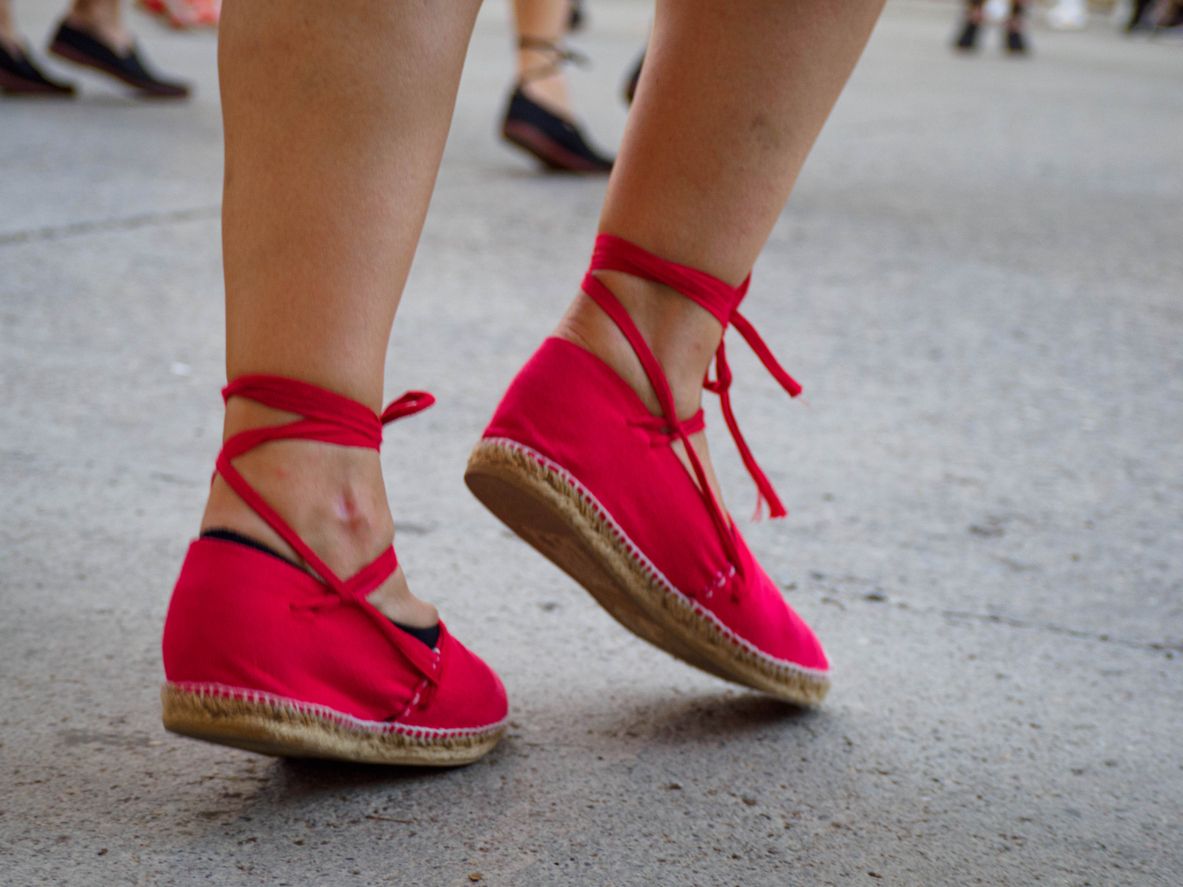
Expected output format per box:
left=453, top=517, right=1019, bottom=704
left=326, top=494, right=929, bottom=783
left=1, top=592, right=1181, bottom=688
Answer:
left=216, top=375, right=434, bottom=601
left=581, top=234, right=802, bottom=569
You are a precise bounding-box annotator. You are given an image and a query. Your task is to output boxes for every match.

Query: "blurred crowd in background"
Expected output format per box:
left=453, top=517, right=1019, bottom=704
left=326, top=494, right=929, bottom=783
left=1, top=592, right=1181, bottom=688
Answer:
left=2, top=0, right=1180, bottom=175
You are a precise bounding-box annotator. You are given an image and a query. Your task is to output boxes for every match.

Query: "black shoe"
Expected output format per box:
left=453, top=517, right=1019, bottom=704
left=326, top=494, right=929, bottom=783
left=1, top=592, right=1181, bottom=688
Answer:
left=1152, top=2, right=1183, bottom=34
left=1126, top=0, right=1154, bottom=31
left=623, top=52, right=644, bottom=106
left=0, top=41, right=75, bottom=96
left=48, top=20, right=190, bottom=98
left=954, top=19, right=980, bottom=50
left=501, top=86, right=613, bottom=173
left=568, top=0, right=585, bottom=32
left=1005, top=27, right=1029, bottom=54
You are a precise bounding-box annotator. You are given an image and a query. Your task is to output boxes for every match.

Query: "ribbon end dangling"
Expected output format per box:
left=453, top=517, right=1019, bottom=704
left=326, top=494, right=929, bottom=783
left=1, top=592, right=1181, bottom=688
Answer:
left=750, top=488, right=788, bottom=522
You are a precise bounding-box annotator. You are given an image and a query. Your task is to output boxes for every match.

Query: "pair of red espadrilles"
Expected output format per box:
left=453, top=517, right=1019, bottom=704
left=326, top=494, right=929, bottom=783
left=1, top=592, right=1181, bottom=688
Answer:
left=161, top=235, right=831, bottom=766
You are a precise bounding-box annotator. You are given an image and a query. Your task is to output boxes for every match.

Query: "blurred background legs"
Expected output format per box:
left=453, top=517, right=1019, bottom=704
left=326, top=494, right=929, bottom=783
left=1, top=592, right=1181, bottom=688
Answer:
left=0, top=0, right=191, bottom=96
left=501, top=0, right=613, bottom=172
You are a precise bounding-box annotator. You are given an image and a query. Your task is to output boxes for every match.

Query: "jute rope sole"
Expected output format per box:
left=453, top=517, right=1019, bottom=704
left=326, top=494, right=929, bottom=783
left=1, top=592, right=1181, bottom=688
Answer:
left=161, top=684, right=505, bottom=766
left=465, top=438, right=829, bottom=706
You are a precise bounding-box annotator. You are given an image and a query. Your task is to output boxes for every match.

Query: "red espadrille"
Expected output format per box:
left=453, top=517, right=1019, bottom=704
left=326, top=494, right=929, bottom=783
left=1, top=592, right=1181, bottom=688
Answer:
left=466, top=234, right=829, bottom=705
left=162, top=375, right=508, bottom=765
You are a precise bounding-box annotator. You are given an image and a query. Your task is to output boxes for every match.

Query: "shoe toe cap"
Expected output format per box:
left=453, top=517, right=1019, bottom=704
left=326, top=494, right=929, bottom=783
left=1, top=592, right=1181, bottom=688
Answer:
left=397, top=628, right=508, bottom=734
left=735, top=557, right=830, bottom=674
left=777, top=599, right=830, bottom=674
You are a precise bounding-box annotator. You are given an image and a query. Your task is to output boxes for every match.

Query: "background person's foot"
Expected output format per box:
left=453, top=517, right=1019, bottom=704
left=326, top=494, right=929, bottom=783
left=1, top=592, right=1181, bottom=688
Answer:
left=954, top=19, right=980, bottom=50
left=501, top=85, right=613, bottom=173
left=1005, top=25, right=1029, bottom=54
left=48, top=19, right=191, bottom=98
left=0, top=40, right=75, bottom=96
left=622, top=52, right=643, bottom=105
left=1152, top=3, right=1183, bottom=36
left=137, top=0, right=221, bottom=30
left=567, top=0, right=585, bottom=32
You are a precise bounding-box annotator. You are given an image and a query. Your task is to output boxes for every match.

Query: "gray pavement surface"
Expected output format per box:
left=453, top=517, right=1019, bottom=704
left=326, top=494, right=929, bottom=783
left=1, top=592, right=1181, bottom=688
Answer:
left=3, top=1, right=1182, bottom=884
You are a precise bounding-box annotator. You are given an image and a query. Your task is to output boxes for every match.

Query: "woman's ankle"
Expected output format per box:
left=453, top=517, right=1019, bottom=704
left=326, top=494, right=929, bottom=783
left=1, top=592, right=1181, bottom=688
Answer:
left=200, top=446, right=393, bottom=569
left=517, top=70, right=571, bottom=118
left=200, top=390, right=440, bottom=629
left=201, top=400, right=393, bottom=571
left=553, top=272, right=724, bottom=420
left=199, top=442, right=440, bottom=628
left=64, top=1, right=131, bottom=50
left=0, top=4, right=20, bottom=51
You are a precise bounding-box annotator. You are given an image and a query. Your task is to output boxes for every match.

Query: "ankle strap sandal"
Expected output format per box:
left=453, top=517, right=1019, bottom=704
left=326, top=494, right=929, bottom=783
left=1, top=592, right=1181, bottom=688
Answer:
left=501, top=36, right=614, bottom=173
left=583, top=236, right=804, bottom=526
left=215, top=375, right=433, bottom=600
left=162, top=375, right=507, bottom=765
left=469, top=234, right=830, bottom=706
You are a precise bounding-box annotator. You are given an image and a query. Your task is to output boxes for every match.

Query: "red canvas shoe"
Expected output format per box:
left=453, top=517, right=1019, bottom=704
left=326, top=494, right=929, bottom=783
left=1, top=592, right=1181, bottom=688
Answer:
left=466, top=235, right=829, bottom=705
left=162, top=375, right=508, bottom=765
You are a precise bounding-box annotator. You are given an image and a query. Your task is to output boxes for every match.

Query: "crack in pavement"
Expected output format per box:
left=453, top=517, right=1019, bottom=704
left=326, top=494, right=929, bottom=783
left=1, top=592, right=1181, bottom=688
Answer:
left=807, top=580, right=1181, bottom=656
left=0, top=205, right=221, bottom=248
left=937, top=607, right=1182, bottom=655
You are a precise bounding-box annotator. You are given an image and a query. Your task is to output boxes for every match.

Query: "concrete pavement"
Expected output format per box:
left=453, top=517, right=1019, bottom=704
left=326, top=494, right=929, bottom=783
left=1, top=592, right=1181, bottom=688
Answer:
left=2, top=1, right=1181, bottom=884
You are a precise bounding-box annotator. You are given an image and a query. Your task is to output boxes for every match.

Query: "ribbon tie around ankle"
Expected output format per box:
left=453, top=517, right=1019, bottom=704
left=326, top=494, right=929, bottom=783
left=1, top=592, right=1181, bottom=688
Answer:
left=581, top=234, right=802, bottom=573
left=216, top=375, right=434, bottom=603
left=703, top=312, right=802, bottom=519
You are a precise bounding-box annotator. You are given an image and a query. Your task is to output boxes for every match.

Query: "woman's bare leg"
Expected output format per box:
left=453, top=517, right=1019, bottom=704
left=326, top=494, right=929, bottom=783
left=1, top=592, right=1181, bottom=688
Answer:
left=201, top=0, right=881, bottom=626
left=556, top=0, right=884, bottom=500
left=512, top=0, right=573, bottom=115
left=0, top=1, right=17, bottom=51
left=200, top=0, right=481, bottom=628
left=64, top=0, right=131, bottom=50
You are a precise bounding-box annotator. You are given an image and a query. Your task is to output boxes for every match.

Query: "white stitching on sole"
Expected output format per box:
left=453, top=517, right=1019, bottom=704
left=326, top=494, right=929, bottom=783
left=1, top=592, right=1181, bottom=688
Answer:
left=479, top=436, right=830, bottom=685
left=165, top=681, right=508, bottom=741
